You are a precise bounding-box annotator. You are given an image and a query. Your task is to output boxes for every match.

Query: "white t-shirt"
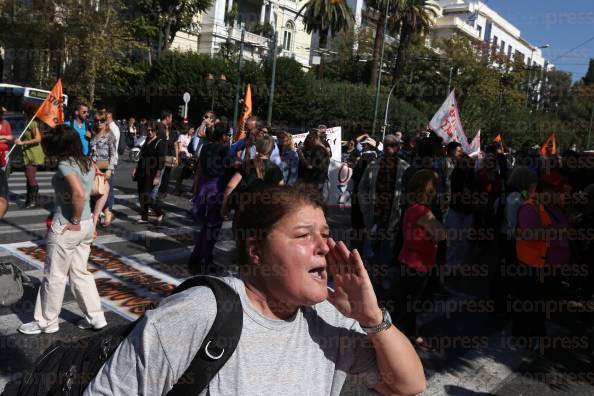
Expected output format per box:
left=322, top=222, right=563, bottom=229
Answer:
left=108, top=121, right=121, bottom=166
left=85, top=276, right=379, bottom=395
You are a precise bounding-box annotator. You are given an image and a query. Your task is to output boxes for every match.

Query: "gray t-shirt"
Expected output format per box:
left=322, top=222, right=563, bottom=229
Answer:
left=52, top=159, right=94, bottom=225
left=85, top=276, right=379, bottom=395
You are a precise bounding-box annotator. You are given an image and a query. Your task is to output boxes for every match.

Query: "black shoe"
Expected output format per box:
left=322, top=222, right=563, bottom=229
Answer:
left=23, top=185, right=31, bottom=208
left=26, top=186, right=39, bottom=209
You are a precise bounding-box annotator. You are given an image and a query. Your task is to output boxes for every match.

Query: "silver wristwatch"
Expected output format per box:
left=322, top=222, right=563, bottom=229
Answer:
left=70, top=218, right=80, bottom=225
left=360, top=308, right=392, bottom=334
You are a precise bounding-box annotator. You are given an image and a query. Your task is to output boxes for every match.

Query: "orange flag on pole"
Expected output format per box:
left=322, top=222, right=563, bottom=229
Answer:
left=235, top=83, right=252, bottom=142
left=540, top=133, right=557, bottom=157
left=35, top=79, right=65, bottom=128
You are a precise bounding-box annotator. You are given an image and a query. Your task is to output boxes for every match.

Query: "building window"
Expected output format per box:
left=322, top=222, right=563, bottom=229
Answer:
left=500, top=40, right=505, bottom=53
left=484, top=21, right=492, bottom=42
left=492, top=35, right=498, bottom=48
left=477, top=25, right=482, bottom=39
left=283, top=21, right=295, bottom=51
left=507, top=45, right=512, bottom=58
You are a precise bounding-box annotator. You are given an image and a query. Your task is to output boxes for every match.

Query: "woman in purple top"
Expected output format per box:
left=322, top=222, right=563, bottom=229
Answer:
left=188, top=123, right=231, bottom=274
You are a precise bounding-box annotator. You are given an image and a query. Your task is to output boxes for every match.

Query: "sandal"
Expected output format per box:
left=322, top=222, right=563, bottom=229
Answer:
left=103, top=209, right=114, bottom=227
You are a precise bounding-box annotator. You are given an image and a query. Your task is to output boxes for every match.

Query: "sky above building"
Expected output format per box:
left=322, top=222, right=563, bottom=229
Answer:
left=489, top=0, right=594, bottom=81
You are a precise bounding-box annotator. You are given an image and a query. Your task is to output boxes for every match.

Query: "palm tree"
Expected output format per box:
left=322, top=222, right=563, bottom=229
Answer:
left=366, top=0, right=403, bottom=88
left=392, top=0, right=440, bottom=83
left=298, top=0, right=355, bottom=78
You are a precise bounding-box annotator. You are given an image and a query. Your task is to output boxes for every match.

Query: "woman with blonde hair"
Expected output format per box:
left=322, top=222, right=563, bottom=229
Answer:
left=222, top=135, right=283, bottom=218
left=89, top=110, right=117, bottom=227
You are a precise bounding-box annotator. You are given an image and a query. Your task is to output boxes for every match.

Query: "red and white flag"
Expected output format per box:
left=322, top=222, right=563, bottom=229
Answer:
left=428, top=90, right=470, bottom=152
left=469, top=129, right=481, bottom=156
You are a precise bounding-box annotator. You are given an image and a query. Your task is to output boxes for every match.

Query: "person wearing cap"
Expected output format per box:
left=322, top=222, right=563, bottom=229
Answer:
left=357, top=135, right=409, bottom=288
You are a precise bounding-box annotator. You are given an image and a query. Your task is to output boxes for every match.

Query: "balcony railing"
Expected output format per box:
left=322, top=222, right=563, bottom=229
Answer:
left=209, top=23, right=270, bottom=48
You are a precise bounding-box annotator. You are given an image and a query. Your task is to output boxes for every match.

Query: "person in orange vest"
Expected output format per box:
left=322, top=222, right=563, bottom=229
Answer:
left=512, top=178, right=571, bottom=338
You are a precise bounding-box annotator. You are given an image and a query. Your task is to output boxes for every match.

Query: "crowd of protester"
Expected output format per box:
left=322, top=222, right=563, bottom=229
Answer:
left=1, top=100, right=594, bottom=393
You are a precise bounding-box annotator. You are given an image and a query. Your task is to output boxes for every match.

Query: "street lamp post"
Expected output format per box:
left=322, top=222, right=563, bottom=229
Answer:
left=233, top=27, right=245, bottom=131
left=382, top=81, right=399, bottom=142
left=371, top=0, right=391, bottom=138
left=207, top=73, right=227, bottom=110
left=447, top=65, right=453, bottom=95
left=267, top=29, right=278, bottom=126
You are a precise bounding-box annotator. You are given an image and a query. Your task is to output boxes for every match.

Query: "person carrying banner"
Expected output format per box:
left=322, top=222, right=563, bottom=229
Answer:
left=18, top=125, right=107, bottom=335
left=15, top=102, right=45, bottom=208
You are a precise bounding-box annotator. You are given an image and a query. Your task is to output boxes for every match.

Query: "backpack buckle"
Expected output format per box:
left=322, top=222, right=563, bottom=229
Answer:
left=204, top=340, right=224, bottom=360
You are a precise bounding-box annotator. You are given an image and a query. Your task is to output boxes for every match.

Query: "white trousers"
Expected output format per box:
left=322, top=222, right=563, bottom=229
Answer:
left=34, top=219, right=105, bottom=327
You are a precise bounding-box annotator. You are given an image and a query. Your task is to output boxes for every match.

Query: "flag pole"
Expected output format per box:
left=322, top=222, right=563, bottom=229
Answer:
left=4, top=115, right=38, bottom=161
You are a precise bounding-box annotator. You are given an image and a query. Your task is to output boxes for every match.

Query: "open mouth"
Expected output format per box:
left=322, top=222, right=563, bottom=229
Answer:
left=308, top=266, right=327, bottom=282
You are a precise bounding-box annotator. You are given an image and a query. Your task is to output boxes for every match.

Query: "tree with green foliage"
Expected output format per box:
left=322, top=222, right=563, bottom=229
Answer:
left=298, top=0, right=355, bottom=79
left=583, top=59, right=594, bottom=86
left=130, top=0, right=212, bottom=55
left=392, top=0, right=439, bottom=83
left=365, top=0, right=403, bottom=88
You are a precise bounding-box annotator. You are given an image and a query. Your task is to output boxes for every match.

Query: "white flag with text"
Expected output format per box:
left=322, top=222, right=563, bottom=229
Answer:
left=428, top=90, right=470, bottom=152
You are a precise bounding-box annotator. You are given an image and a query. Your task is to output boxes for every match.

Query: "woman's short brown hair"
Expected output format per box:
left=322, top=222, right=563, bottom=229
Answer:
left=406, top=169, right=438, bottom=204
left=235, top=184, right=326, bottom=266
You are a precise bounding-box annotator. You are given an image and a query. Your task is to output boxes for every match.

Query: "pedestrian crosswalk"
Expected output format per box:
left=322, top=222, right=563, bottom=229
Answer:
left=2, top=171, right=197, bottom=244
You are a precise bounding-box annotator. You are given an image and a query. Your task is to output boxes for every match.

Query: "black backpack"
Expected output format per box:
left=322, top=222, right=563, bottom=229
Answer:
left=2, top=276, right=243, bottom=396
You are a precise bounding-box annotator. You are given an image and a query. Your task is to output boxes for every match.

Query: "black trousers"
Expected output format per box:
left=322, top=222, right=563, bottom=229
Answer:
left=389, top=263, right=429, bottom=339
left=510, top=265, right=549, bottom=338
left=158, top=166, right=173, bottom=197
left=137, top=177, right=163, bottom=220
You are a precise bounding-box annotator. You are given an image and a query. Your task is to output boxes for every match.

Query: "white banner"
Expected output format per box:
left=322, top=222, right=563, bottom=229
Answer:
left=428, top=90, right=470, bottom=152
left=469, top=129, right=481, bottom=156
left=292, top=126, right=342, bottom=162
left=326, top=160, right=353, bottom=208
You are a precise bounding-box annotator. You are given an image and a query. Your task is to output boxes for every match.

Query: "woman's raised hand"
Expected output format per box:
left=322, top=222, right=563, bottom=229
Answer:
left=325, top=238, right=383, bottom=327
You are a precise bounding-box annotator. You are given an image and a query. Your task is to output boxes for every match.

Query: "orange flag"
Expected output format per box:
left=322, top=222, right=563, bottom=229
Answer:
left=35, top=79, right=65, bottom=128
left=235, top=83, right=252, bottom=141
left=540, top=133, right=557, bottom=157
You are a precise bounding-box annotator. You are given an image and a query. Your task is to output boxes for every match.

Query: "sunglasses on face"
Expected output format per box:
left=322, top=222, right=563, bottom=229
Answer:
left=385, top=143, right=399, bottom=148
left=95, top=119, right=106, bottom=124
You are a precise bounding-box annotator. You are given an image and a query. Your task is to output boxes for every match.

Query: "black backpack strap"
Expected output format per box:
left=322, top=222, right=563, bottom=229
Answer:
left=166, top=276, right=243, bottom=396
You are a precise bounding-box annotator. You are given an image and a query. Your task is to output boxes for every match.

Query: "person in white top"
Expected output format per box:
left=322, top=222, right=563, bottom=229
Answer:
left=102, top=108, right=121, bottom=226
left=174, top=125, right=195, bottom=195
